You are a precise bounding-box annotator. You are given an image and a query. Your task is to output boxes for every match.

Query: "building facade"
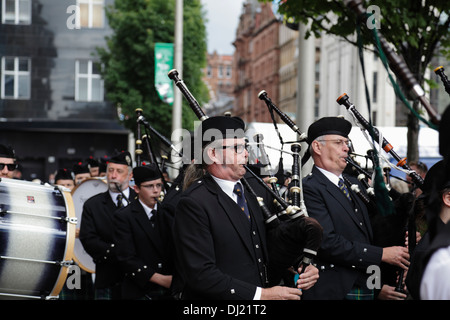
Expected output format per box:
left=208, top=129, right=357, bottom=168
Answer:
left=0, top=0, right=129, bottom=181
left=202, top=51, right=234, bottom=116
left=318, top=33, right=398, bottom=127
left=233, top=0, right=280, bottom=123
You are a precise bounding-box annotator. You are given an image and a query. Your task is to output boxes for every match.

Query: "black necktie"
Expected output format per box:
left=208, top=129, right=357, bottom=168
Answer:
left=338, top=178, right=352, bottom=202
left=233, top=182, right=250, bottom=220
left=116, top=194, right=123, bottom=208
left=150, top=209, right=157, bottom=227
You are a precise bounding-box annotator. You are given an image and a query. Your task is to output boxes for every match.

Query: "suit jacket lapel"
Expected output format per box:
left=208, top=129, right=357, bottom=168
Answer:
left=343, top=174, right=374, bottom=240
left=313, top=166, right=367, bottom=233
left=203, top=176, right=255, bottom=256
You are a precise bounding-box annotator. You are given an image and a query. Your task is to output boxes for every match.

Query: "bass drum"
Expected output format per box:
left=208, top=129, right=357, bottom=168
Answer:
left=0, top=178, right=76, bottom=299
left=71, top=178, right=108, bottom=273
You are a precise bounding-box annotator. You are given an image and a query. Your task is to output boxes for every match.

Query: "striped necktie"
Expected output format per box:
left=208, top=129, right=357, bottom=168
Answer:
left=233, top=182, right=250, bottom=220
left=338, top=178, right=352, bottom=201
left=116, top=194, right=124, bottom=208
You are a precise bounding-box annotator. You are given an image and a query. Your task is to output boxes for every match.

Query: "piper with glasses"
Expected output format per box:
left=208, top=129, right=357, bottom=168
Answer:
left=173, top=116, right=319, bottom=300
left=301, top=117, right=410, bottom=300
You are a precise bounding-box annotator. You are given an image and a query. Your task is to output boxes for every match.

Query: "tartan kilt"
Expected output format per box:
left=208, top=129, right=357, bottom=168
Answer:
left=345, top=287, right=374, bottom=300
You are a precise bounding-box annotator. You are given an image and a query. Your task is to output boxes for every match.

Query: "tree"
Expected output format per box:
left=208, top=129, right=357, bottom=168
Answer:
left=96, top=0, right=208, bottom=144
left=267, top=0, right=450, bottom=162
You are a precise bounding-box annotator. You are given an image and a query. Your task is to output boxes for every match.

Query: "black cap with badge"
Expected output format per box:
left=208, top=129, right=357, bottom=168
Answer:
left=306, top=116, right=352, bottom=145
left=133, top=163, right=162, bottom=186
left=108, top=150, right=132, bottom=167
left=0, top=144, right=16, bottom=159
left=196, top=116, right=246, bottom=148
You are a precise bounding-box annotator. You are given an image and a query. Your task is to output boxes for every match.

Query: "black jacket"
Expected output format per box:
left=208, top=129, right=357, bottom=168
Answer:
left=79, top=188, right=136, bottom=289
left=173, top=173, right=269, bottom=300
left=113, top=199, right=173, bottom=299
left=301, top=166, right=383, bottom=300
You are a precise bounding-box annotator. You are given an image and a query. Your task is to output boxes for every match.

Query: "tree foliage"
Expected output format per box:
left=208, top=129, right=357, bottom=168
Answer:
left=272, top=0, right=449, bottom=80
left=96, top=0, right=208, bottom=140
left=266, top=0, right=449, bottom=161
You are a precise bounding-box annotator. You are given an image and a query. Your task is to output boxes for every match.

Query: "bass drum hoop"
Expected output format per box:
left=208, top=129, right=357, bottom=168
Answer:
left=49, top=187, right=76, bottom=298
left=71, top=178, right=108, bottom=273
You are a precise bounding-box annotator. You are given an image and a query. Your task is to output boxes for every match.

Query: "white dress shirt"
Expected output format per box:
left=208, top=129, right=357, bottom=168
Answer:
left=109, top=188, right=130, bottom=207
left=420, top=245, right=450, bottom=299
left=138, top=199, right=157, bottom=220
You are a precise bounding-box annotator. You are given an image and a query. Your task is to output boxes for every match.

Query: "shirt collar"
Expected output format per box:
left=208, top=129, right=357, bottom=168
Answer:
left=109, top=187, right=130, bottom=203
left=211, top=175, right=240, bottom=200
left=139, top=199, right=157, bottom=219
left=316, top=166, right=342, bottom=187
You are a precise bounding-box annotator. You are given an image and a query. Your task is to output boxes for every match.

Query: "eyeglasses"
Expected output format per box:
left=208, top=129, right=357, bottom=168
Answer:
left=317, top=139, right=351, bottom=148
left=0, top=163, right=17, bottom=171
left=221, top=144, right=248, bottom=154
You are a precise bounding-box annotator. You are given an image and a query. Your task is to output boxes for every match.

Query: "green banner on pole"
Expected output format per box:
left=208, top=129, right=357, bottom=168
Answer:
left=155, top=43, right=174, bottom=105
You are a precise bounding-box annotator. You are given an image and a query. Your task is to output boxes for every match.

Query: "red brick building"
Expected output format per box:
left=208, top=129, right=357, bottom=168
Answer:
left=204, top=52, right=234, bottom=98
left=233, top=1, right=280, bottom=123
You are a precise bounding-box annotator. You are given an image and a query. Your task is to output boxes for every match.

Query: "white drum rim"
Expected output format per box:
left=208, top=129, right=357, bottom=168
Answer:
left=49, top=187, right=76, bottom=298
left=71, top=177, right=107, bottom=273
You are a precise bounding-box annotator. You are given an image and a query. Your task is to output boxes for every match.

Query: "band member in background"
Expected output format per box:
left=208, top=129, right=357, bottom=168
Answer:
left=173, top=116, right=318, bottom=300
left=55, top=166, right=95, bottom=300
left=99, top=156, right=108, bottom=177
left=73, top=162, right=91, bottom=185
left=79, top=150, right=136, bottom=299
left=0, top=144, right=17, bottom=179
left=407, top=161, right=428, bottom=197
left=114, top=163, right=173, bottom=300
left=54, top=168, right=75, bottom=191
left=301, top=117, right=409, bottom=300
left=87, top=156, right=100, bottom=177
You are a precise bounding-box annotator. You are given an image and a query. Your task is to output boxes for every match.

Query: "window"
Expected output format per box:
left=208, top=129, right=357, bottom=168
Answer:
left=2, top=0, right=31, bottom=25
left=77, top=0, right=104, bottom=28
left=226, top=65, right=232, bottom=79
left=1, top=57, right=31, bottom=99
left=218, top=65, right=223, bottom=78
left=75, top=60, right=104, bottom=102
left=372, top=71, right=378, bottom=103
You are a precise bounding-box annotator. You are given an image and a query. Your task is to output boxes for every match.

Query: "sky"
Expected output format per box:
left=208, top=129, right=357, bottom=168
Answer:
left=201, top=0, right=246, bottom=55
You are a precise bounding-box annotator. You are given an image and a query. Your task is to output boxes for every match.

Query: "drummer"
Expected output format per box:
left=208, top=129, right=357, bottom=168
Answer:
left=54, top=168, right=75, bottom=191
left=73, top=162, right=91, bottom=185
left=0, top=144, right=17, bottom=179
left=87, top=157, right=100, bottom=178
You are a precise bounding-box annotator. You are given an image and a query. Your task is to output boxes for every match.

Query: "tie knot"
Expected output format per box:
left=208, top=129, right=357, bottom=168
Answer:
left=233, top=183, right=243, bottom=197
left=150, top=209, right=157, bottom=222
left=338, top=178, right=352, bottom=201
left=116, top=194, right=123, bottom=208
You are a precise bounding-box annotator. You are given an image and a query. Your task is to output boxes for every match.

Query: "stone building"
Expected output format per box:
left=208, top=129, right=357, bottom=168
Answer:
left=0, top=0, right=129, bottom=181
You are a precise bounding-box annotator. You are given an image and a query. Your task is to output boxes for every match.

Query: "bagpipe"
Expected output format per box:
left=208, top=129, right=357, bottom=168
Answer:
left=257, top=90, right=310, bottom=214
left=336, top=93, right=423, bottom=292
left=434, top=66, right=450, bottom=97
left=168, top=69, right=322, bottom=283
left=133, top=108, right=181, bottom=200
left=337, top=93, right=425, bottom=191
left=343, top=0, right=441, bottom=127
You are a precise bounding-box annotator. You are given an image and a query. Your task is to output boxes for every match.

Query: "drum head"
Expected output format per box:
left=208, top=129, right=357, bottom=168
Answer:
left=71, top=178, right=108, bottom=273
left=0, top=178, right=75, bottom=299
